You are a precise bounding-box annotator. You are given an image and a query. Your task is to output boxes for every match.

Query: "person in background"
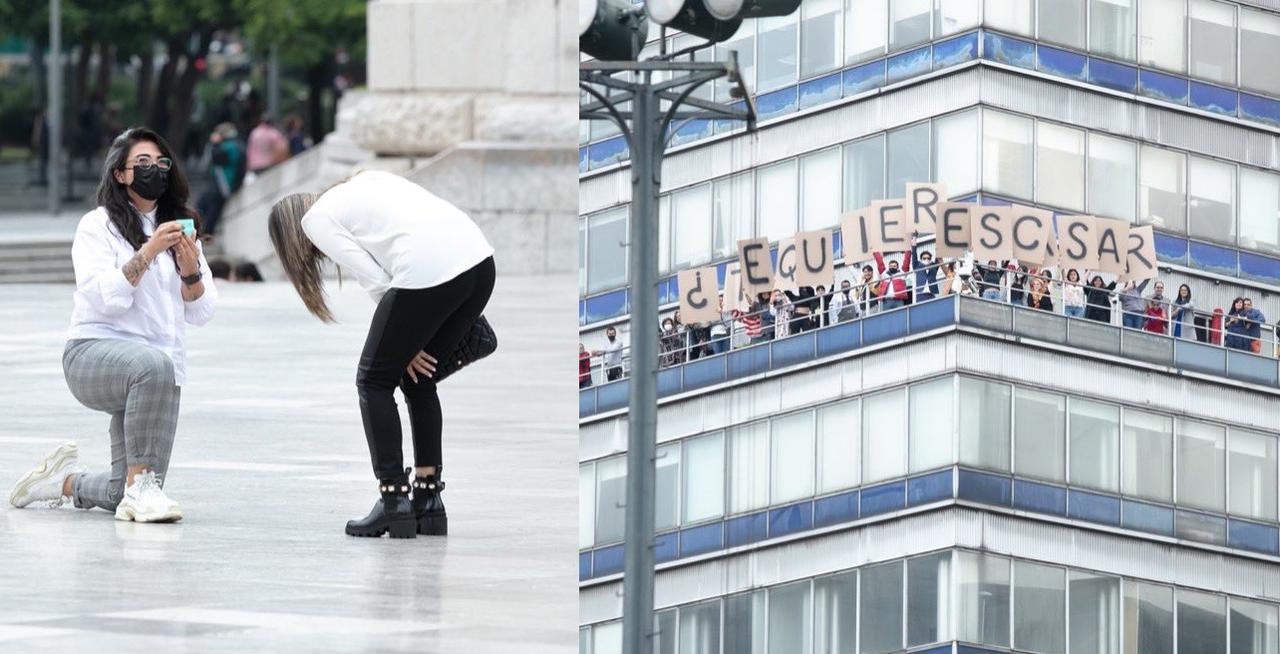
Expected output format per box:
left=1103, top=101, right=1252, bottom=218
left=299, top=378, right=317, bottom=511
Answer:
left=941, top=262, right=958, bottom=295
left=1009, top=266, right=1029, bottom=305
left=1144, top=295, right=1168, bottom=334
left=975, top=260, right=1005, bottom=301
left=770, top=289, right=794, bottom=339
left=245, top=115, right=290, bottom=179
left=1118, top=279, right=1151, bottom=330
left=912, top=245, right=940, bottom=302
left=830, top=279, right=857, bottom=324
left=1225, top=298, right=1249, bottom=351
left=709, top=297, right=731, bottom=355
left=1026, top=277, right=1053, bottom=312
left=685, top=310, right=711, bottom=361
left=874, top=239, right=914, bottom=310
left=792, top=286, right=819, bottom=332
left=1243, top=298, right=1267, bottom=354
left=209, top=259, right=232, bottom=280
left=659, top=317, right=683, bottom=368
left=1274, top=320, right=1280, bottom=358
left=1171, top=284, right=1194, bottom=339
left=197, top=123, right=244, bottom=237
left=736, top=294, right=766, bottom=345
left=856, top=265, right=878, bottom=314
left=283, top=114, right=309, bottom=156
left=1061, top=269, right=1086, bottom=318
left=599, top=326, right=624, bottom=381
left=1085, top=274, right=1116, bottom=323
left=578, top=344, right=592, bottom=389
left=815, top=285, right=828, bottom=329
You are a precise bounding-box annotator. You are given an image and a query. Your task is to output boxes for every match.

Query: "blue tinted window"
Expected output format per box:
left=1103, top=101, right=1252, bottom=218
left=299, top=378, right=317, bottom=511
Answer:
left=844, top=60, right=886, bottom=97
left=670, top=119, right=712, bottom=146
left=799, top=72, right=842, bottom=109
left=1037, top=45, right=1087, bottom=81
left=934, top=32, right=979, bottom=70
left=588, top=136, right=628, bottom=170
left=757, top=86, right=799, bottom=121
left=1240, top=251, right=1280, bottom=285
left=1189, top=82, right=1238, bottom=116
left=579, top=147, right=588, bottom=173
left=1153, top=232, right=1188, bottom=265
left=1241, top=93, right=1280, bottom=128
left=1139, top=69, right=1189, bottom=104
left=584, top=290, right=628, bottom=324
left=1087, top=58, right=1138, bottom=93
left=984, top=32, right=1036, bottom=68
left=887, top=46, right=932, bottom=84
left=1189, top=240, right=1239, bottom=276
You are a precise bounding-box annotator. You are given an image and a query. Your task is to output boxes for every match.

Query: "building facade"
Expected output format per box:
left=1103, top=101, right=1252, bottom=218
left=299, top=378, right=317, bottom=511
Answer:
left=579, top=1, right=1280, bottom=652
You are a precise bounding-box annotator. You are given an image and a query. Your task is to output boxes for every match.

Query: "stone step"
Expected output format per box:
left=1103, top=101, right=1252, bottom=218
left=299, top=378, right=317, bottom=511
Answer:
left=0, top=243, right=73, bottom=263
left=0, top=270, right=75, bottom=284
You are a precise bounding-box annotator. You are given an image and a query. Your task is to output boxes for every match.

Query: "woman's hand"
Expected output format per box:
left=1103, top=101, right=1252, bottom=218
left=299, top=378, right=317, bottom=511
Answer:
left=142, top=222, right=184, bottom=261
left=406, top=351, right=438, bottom=384
left=174, top=233, right=201, bottom=276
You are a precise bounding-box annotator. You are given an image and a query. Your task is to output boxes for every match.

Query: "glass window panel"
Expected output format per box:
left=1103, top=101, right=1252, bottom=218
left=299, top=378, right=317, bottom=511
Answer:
left=1090, top=0, right=1136, bottom=60
left=656, top=609, right=677, bottom=654
left=659, top=194, right=671, bottom=274
left=594, top=621, right=622, bottom=654
left=656, top=443, right=680, bottom=531
left=579, top=218, right=587, bottom=294
left=1038, top=0, right=1085, bottom=49
left=847, top=0, right=888, bottom=63
left=985, top=0, right=1034, bottom=36
left=891, top=0, right=932, bottom=50
left=934, top=109, right=980, bottom=196
left=1139, top=145, right=1187, bottom=232
left=772, top=412, right=816, bottom=504
left=714, top=172, right=756, bottom=260
left=1178, top=590, right=1227, bottom=654
left=815, top=571, right=858, bottom=654
left=863, top=387, right=907, bottom=483
left=1123, top=581, right=1173, bottom=654
left=1231, top=598, right=1280, bottom=654
left=1139, top=0, right=1187, bottom=73
left=1121, top=409, right=1173, bottom=502
left=802, top=0, right=843, bottom=78
left=1088, top=133, right=1137, bottom=223
left=581, top=627, right=591, bottom=654
left=759, top=159, right=799, bottom=243
left=936, top=0, right=979, bottom=36
left=888, top=122, right=930, bottom=199
left=907, top=552, right=953, bottom=647
left=818, top=399, right=861, bottom=494
left=684, top=432, right=725, bottom=523
left=1229, top=429, right=1278, bottom=521
left=983, top=110, right=1034, bottom=200
left=1177, top=418, right=1226, bottom=511
left=1242, top=9, right=1280, bottom=96
left=1036, top=122, right=1086, bottom=211
left=1070, top=572, right=1121, bottom=654
left=1069, top=398, right=1120, bottom=492
left=595, top=456, right=626, bottom=544
left=1014, top=388, right=1066, bottom=482
left=844, top=135, right=886, bottom=210
left=716, top=23, right=757, bottom=103
left=580, top=463, right=595, bottom=548
left=730, top=422, right=770, bottom=513
left=910, top=376, right=954, bottom=473
left=758, top=13, right=799, bottom=92
left=801, top=148, right=843, bottom=231
left=769, top=581, right=813, bottom=654
left=957, top=551, right=1011, bottom=647
left=672, top=184, right=712, bottom=269
left=1189, top=0, right=1237, bottom=85
left=860, top=561, right=905, bottom=654
left=588, top=208, right=628, bottom=293
left=725, top=591, right=766, bottom=654
left=680, top=600, right=723, bottom=654
left=1188, top=156, right=1235, bottom=244
left=673, top=34, right=715, bottom=102
left=1014, top=561, right=1066, bottom=654
left=959, top=377, right=1012, bottom=472
left=1240, top=168, right=1280, bottom=255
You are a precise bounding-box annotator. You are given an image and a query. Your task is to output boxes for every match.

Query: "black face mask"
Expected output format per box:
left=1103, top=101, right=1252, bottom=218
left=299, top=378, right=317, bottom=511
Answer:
left=129, top=165, right=168, bottom=201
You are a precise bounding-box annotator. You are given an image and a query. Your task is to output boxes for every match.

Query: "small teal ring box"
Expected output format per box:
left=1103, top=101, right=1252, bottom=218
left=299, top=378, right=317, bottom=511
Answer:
left=177, top=218, right=195, bottom=237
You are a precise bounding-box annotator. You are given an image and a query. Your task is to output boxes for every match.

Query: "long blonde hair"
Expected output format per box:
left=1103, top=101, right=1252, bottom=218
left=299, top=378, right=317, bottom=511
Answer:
left=267, top=192, right=334, bottom=322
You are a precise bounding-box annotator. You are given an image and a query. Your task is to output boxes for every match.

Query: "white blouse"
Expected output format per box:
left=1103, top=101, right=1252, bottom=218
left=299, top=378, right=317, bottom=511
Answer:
left=68, top=206, right=217, bottom=386
left=300, top=170, right=494, bottom=302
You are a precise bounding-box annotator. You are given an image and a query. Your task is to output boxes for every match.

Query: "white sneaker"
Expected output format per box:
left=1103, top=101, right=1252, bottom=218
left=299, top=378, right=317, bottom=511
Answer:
left=114, top=471, right=182, bottom=523
left=9, top=441, right=82, bottom=508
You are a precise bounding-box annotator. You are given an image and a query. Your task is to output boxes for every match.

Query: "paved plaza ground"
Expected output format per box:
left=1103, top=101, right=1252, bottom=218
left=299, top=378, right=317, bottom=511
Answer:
left=0, top=274, right=578, bottom=652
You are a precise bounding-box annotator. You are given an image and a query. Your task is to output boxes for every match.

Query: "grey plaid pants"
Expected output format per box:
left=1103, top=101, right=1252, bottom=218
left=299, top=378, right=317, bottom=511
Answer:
left=63, top=339, right=181, bottom=511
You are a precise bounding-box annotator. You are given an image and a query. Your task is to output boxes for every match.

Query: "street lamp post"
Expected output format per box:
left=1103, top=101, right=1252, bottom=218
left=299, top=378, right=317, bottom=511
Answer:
left=580, top=47, right=756, bottom=654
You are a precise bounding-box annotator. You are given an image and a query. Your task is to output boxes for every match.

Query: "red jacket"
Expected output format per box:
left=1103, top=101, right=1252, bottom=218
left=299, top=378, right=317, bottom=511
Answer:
left=1145, top=304, right=1167, bottom=334
left=873, top=251, right=912, bottom=301
left=579, top=351, right=591, bottom=383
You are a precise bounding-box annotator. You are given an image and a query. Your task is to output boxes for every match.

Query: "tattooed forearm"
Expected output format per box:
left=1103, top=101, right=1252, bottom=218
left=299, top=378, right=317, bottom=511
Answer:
left=122, top=252, right=150, bottom=286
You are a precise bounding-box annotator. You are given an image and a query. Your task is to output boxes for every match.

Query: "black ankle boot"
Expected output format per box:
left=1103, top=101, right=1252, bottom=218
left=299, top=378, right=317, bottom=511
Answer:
left=411, top=468, right=447, bottom=536
left=345, top=473, right=416, bottom=539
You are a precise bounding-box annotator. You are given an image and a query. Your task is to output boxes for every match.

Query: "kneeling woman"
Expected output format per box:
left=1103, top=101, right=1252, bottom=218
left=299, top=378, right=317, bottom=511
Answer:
left=8, top=127, right=216, bottom=522
left=269, top=170, right=495, bottom=538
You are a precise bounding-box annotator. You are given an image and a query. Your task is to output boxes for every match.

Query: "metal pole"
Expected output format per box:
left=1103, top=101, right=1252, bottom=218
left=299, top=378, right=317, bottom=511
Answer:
left=47, top=0, right=61, bottom=214
left=267, top=42, right=280, bottom=120
left=621, top=72, right=658, bottom=654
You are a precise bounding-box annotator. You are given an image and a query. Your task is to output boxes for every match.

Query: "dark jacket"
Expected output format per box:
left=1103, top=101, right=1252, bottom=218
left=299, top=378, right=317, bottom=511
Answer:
left=1026, top=292, right=1054, bottom=312
left=1084, top=281, right=1116, bottom=323
left=912, top=247, right=940, bottom=297
left=975, top=264, right=1005, bottom=295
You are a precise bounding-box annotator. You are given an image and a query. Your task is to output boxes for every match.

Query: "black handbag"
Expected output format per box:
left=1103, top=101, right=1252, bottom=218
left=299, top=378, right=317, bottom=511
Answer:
left=432, top=315, right=498, bottom=382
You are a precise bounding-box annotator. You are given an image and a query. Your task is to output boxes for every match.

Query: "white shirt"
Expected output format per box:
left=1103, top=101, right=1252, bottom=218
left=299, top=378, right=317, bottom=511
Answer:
left=300, top=170, right=495, bottom=302
left=68, top=206, right=217, bottom=386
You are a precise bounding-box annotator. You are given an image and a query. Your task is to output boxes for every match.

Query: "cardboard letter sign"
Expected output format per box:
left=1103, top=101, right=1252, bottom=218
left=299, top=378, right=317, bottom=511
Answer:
left=723, top=263, right=750, bottom=312
left=737, top=237, right=774, bottom=298
left=678, top=267, right=721, bottom=324
left=774, top=237, right=800, bottom=292
left=935, top=202, right=972, bottom=259
left=1056, top=215, right=1099, bottom=271
left=795, top=230, right=835, bottom=289
left=905, top=182, right=946, bottom=236
left=840, top=208, right=876, bottom=264
left=971, top=207, right=1014, bottom=262
left=871, top=199, right=910, bottom=253
left=1010, top=205, right=1054, bottom=266
left=1094, top=217, right=1129, bottom=276
left=1125, top=225, right=1158, bottom=281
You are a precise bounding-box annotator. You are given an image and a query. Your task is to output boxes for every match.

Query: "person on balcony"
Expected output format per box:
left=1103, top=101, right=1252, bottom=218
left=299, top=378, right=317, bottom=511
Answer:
left=1084, top=274, right=1116, bottom=323
left=1171, top=284, right=1195, bottom=339
left=873, top=239, right=914, bottom=310
left=1062, top=269, right=1086, bottom=318
left=1025, top=277, right=1053, bottom=312
left=1119, top=279, right=1151, bottom=330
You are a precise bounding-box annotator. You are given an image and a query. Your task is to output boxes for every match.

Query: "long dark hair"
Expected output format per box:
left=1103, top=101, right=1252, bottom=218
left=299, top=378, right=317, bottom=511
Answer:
left=96, top=126, right=200, bottom=252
